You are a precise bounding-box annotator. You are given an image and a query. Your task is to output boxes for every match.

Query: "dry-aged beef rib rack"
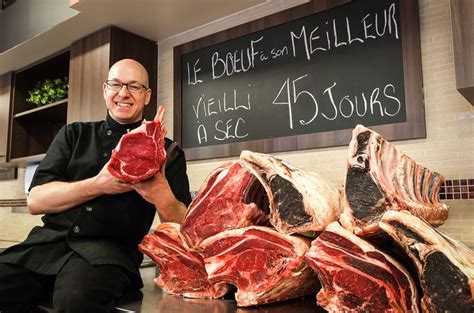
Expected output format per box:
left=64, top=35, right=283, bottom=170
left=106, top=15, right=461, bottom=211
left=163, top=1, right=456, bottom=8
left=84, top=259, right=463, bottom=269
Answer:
left=139, top=222, right=230, bottom=299
left=239, top=150, right=343, bottom=234
left=379, top=210, right=474, bottom=312
left=134, top=124, right=470, bottom=312
left=181, top=161, right=269, bottom=250
left=201, top=226, right=319, bottom=307
left=305, top=221, right=419, bottom=312
left=341, top=125, right=449, bottom=236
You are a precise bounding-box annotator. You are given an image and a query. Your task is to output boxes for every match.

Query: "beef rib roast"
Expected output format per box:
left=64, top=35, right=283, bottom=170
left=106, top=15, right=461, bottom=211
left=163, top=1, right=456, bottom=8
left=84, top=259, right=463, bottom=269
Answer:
left=304, top=221, right=419, bottom=312
left=340, top=125, right=448, bottom=236
left=379, top=210, right=474, bottom=312
left=108, top=106, right=167, bottom=183
left=239, top=150, right=343, bottom=235
left=181, top=161, right=269, bottom=250
left=201, top=226, right=320, bottom=307
left=138, top=222, right=231, bottom=299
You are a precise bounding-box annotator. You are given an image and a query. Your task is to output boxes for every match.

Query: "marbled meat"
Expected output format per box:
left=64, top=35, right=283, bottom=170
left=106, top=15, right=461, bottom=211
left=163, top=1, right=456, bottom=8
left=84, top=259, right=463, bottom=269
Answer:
left=108, top=106, right=167, bottom=183
left=181, top=161, right=269, bottom=250
left=201, top=226, right=319, bottom=307
left=139, top=222, right=230, bottom=299
left=304, top=221, right=419, bottom=312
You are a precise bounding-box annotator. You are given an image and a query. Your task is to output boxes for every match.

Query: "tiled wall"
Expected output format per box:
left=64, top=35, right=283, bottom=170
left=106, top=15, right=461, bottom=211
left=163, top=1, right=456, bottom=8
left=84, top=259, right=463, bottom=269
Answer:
left=0, top=169, right=42, bottom=248
left=439, top=179, right=474, bottom=200
left=0, top=0, right=472, bottom=247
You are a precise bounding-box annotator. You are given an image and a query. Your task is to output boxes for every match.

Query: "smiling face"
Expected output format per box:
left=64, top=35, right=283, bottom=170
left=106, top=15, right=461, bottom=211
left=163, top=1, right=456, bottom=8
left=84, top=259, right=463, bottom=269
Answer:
left=103, top=59, right=152, bottom=124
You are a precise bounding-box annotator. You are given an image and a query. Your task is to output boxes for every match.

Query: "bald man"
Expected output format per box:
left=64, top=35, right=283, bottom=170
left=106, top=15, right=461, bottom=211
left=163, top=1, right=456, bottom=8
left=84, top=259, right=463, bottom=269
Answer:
left=0, top=59, right=192, bottom=312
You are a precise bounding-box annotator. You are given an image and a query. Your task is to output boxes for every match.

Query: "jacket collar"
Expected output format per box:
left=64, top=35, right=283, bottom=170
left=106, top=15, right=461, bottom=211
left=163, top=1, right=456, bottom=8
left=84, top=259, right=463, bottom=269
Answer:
left=105, top=112, right=143, bottom=132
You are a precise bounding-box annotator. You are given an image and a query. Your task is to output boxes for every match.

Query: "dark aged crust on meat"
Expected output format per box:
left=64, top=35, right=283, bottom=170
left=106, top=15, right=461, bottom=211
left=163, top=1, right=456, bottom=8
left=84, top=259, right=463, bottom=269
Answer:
left=341, top=125, right=449, bottom=236
left=424, top=252, right=474, bottom=312
left=379, top=211, right=474, bottom=313
left=345, top=167, right=385, bottom=221
left=387, top=221, right=427, bottom=244
left=239, top=150, right=343, bottom=234
left=269, top=175, right=312, bottom=226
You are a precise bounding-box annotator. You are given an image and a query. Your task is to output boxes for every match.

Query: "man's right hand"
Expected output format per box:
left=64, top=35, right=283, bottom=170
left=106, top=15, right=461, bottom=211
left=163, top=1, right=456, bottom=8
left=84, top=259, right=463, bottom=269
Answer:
left=93, top=162, right=133, bottom=195
left=28, top=162, right=133, bottom=215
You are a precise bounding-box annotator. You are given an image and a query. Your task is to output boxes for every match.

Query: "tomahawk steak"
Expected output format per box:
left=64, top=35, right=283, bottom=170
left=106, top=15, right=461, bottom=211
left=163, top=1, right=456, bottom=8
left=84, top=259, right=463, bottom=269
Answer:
left=108, top=106, right=167, bottom=183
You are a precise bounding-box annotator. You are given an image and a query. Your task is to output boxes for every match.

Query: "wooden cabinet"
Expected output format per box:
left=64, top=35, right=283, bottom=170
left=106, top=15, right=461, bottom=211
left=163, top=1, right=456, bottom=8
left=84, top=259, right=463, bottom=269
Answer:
left=8, top=51, right=69, bottom=161
left=6, top=26, right=157, bottom=163
left=0, top=72, right=13, bottom=164
left=68, top=26, right=157, bottom=122
left=451, top=0, right=474, bottom=105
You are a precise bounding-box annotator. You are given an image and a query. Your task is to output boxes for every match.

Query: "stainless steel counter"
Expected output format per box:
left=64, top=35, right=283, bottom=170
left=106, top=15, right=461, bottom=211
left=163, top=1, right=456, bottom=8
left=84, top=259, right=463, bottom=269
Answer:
left=115, top=267, right=325, bottom=313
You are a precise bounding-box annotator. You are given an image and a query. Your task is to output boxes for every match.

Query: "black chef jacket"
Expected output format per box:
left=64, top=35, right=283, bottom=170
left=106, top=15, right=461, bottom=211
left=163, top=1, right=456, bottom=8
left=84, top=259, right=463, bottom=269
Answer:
left=0, top=113, right=192, bottom=288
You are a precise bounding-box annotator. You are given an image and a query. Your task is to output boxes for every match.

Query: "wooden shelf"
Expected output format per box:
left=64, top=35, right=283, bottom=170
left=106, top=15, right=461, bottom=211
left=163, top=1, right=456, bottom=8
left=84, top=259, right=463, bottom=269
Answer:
left=13, top=99, right=67, bottom=118
left=9, top=51, right=70, bottom=160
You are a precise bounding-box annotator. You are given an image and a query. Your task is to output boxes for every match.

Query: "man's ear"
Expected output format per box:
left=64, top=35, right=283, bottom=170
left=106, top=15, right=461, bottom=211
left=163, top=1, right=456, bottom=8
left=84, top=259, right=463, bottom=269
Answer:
left=102, top=82, right=108, bottom=100
left=144, top=89, right=152, bottom=105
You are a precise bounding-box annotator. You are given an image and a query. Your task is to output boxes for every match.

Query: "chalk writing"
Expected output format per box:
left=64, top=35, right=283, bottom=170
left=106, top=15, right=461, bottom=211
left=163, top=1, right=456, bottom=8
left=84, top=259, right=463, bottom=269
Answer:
left=181, top=0, right=407, bottom=148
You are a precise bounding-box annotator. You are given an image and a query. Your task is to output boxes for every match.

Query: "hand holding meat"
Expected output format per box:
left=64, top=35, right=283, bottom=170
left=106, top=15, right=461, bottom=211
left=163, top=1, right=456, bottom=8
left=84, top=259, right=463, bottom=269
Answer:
left=94, top=162, right=134, bottom=195
left=132, top=171, right=174, bottom=204
left=131, top=171, right=186, bottom=222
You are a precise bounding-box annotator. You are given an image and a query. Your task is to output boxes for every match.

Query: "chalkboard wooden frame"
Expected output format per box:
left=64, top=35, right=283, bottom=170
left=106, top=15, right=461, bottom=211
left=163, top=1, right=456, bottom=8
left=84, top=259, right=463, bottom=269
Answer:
left=174, top=0, right=425, bottom=160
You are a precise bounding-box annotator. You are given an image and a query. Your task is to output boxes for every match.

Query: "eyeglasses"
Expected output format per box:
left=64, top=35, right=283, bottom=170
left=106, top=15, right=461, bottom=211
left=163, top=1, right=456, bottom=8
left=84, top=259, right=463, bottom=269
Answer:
left=105, top=80, right=149, bottom=93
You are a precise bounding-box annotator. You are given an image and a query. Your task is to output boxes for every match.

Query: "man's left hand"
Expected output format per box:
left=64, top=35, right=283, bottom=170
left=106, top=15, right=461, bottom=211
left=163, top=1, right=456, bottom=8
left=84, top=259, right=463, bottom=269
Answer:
left=131, top=172, right=186, bottom=223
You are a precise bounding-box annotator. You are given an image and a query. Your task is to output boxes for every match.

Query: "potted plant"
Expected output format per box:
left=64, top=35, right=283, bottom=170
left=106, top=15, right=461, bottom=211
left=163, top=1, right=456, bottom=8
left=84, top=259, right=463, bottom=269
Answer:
left=26, top=77, right=69, bottom=107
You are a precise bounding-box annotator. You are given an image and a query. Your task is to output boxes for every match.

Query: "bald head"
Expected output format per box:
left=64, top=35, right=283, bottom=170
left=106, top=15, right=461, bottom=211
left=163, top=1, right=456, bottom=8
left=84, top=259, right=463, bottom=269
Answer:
left=103, top=58, right=152, bottom=124
left=108, top=59, right=149, bottom=87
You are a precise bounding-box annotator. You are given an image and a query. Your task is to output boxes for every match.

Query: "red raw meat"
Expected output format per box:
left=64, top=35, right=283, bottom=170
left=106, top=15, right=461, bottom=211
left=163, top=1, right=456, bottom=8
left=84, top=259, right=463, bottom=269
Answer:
left=201, top=226, right=319, bottom=307
left=304, top=221, right=419, bottom=312
left=181, top=161, right=269, bottom=250
left=138, top=222, right=230, bottom=299
left=108, top=107, right=166, bottom=183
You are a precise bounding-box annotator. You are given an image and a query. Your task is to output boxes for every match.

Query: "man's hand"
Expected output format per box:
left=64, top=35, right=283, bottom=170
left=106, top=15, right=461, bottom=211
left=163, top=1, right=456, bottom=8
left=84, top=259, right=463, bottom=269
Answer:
left=28, top=162, right=133, bottom=215
left=131, top=172, right=187, bottom=223
left=94, top=163, right=134, bottom=195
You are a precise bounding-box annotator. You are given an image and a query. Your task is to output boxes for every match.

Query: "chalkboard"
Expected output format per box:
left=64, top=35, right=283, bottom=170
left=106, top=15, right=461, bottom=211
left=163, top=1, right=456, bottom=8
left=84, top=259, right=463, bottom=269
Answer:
left=174, top=0, right=425, bottom=160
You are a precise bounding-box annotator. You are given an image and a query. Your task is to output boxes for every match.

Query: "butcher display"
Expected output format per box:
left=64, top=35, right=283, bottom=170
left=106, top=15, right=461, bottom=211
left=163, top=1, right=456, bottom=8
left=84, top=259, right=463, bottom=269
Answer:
left=108, top=106, right=167, bottom=183
left=379, top=210, right=474, bottom=312
left=132, top=121, right=471, bottom=311
left=239, top=150, right=343, bottom=234
left=304, top=221, right=419, bottom=312
left=200, top=226, right=319, bottom=307
left=138, top=222, right=231, bottom=299
left=181, top=161, right=269, bottom=250
left=340, top=125, right=448, bottom=236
